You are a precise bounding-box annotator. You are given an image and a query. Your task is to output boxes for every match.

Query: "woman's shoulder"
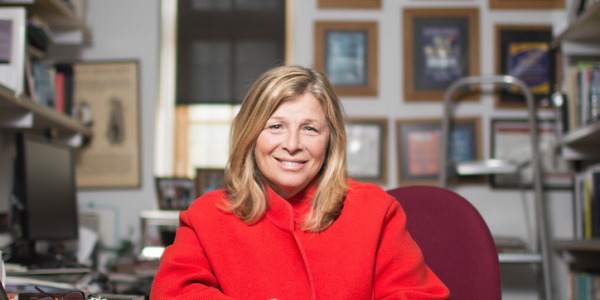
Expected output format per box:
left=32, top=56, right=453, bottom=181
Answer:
left=186, top=189, right=229, bottom=213
left=346, top=179, right=396, bottom=207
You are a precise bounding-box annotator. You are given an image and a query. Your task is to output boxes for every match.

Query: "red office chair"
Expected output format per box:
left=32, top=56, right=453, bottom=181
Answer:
left=387, top=185, right=501, bottom=300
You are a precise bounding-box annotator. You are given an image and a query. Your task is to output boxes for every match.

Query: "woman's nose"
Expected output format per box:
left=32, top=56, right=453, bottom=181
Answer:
left=282, top=130, right=302, bottom=152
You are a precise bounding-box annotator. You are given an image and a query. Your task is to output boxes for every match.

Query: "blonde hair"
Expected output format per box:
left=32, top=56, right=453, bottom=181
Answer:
left=224, top=65, right=348, bottom=232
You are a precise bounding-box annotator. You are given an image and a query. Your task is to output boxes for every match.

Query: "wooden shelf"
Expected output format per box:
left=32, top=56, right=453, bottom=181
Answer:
left=551, top=1, right=600, bottom=48
left=559, top=120, right=600, bottom=160
left=554, top=239, right=600, bottom=252
left=0, top=84, right=92, bottom=147
left=1, top=0, right=91, bottom=44
left=554, top=239, right=600, bottom=270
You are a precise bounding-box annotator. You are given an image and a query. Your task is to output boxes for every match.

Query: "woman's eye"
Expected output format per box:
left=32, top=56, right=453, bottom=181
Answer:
left=306, top=126, right=318, bottom=132
left=269, top=124, right=281, bottom=129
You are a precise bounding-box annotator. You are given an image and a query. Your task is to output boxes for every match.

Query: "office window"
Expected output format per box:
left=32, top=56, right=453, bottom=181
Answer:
left=156, top=0, right=287, bottom=177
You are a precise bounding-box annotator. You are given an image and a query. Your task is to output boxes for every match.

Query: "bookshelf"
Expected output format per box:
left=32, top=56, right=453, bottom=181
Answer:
left=552, top=1, right=600, bottom=298
left=0, top=0, right=91, bottom=146
left=0, top=84, right=92, bottom=146
left=0, top=0, right=91, bottom=44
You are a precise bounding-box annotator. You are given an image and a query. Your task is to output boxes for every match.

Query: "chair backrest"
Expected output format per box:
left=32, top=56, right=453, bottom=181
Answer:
left=387, top=185, right=501, bottom=300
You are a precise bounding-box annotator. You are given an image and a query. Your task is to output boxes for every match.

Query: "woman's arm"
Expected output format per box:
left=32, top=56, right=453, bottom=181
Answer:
left=149, top=210, right=239, bottom=300
left=373, top=199, right=450, bottom=300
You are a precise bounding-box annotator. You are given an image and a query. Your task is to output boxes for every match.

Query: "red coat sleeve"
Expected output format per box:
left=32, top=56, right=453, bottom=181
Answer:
left=149, top=210, right=239, bottom=300
left=373, top=200, right=450, bottom=299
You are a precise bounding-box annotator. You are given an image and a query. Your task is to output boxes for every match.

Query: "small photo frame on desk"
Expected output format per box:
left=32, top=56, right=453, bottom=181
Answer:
left=402, top=8, right=480, bottom=101
left=396, top=117, right=482, bottom=186
left=494, top=24, right=555, bottom=109
left=195, top=168, right=225, bottom=197
left=345, top=118, right=388, bottom=185
left=155, top=177, right=196, bottom=210
left=314, top=21, right=378, bottom=96
left=490, top=118, right=573, bottom=189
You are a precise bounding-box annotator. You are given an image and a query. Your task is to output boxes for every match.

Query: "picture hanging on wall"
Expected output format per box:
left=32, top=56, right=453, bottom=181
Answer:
left=345, top=118, right=388, bottom=185
left=490, top=118, right=573, bottom=189
left=314, top=21, right=378, bottom=97
left=489, top=0, right=563, bottom=10
left=73, top=60, right=141, bottom=189
left=402, top=8, right=480, bottom=102
left=396, top=117, right=482, bottom=186
left=318, top=0, right=381, bottom=9
left=494, top=24, right=555, bottom=109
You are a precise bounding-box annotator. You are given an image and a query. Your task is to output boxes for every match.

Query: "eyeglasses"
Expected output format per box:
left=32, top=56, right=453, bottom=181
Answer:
left=35, top=286, right=86, bottom=300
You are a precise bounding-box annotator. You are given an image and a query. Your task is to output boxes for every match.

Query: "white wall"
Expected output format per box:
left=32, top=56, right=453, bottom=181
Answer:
left=51, top=0, right=161, bottom=248
left=25, top=0, right=573, bottom=299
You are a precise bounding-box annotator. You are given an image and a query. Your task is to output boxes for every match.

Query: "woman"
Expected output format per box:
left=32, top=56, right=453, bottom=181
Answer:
left=150, top=65, right=449, bottom=300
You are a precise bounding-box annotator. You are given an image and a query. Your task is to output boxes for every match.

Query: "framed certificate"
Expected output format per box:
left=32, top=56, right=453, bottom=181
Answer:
left=490, top=118, right=573, bottom=189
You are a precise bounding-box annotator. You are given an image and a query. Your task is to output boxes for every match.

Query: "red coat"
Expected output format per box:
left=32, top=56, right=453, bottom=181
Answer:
left=150, top=179, right=449, bottom=300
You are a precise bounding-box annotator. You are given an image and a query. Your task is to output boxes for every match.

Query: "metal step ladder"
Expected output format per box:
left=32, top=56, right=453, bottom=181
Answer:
left=438, top=75, right=553, bottom=300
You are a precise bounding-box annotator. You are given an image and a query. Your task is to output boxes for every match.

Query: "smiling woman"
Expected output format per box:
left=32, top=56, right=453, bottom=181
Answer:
left=150, top=65, right=450, bottom=300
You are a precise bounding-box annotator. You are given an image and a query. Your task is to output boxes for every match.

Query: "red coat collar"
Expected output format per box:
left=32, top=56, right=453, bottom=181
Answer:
left=264, top=183, right=316, bottom=232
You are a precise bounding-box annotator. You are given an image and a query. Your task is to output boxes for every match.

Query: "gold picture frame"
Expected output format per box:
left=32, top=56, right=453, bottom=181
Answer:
left=490, top=0, right=564, bottom=9
left=73, top=60, right=141, bottom=189
left=318, top=0, right=381, bottom=9
left=396, top=117, right=483, bottom=186
left=402, top=8, right=480, bottom=102
left=345, top=117, right=388, bottom=185
left=314, top=21, right=378, bottom=97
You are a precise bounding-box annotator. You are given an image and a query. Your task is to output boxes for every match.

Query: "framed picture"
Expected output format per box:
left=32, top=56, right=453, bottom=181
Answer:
left=73, top=60, right=141, bottom=189
left=402, top=8, right=480, bottom=102
left=195, top=168, right=225, bottom=196
left=345, top=118, right=388, bottom=185
left=396, top=117, right=482, bottom=186
left=314, top=21, right=378, bottom=96
left=318, top=0, right=381, bottom=8
left=494, top=25, right=555, bottom=109
left=155, top=177, right=196, bottom=210
left=490, top=0, right=563, bottom=9
left=490, top=119, right=573, bottom=189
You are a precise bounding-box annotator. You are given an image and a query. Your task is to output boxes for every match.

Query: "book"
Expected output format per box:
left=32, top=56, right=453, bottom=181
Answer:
left=26, top=14, right=53, bottom=53
left=55, top=63, right=74, bottom=116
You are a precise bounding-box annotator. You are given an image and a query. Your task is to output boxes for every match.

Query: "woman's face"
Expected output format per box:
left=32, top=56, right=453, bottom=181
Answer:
left=254, top=93, right=330, bottom=199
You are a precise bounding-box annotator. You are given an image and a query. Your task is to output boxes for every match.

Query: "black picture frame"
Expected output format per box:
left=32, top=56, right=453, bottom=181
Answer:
left=195, top=168, right=225, bottom=197
left=495, top=25, right=555, bottom=109
left=155, top=177, right=196, bottom=210
left=490, top=118, right=573, bottom=189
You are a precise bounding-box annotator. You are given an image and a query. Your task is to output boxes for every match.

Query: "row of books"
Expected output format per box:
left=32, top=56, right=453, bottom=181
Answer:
left=573, top=164, right=600, bottom=239
left=569, top=271, right=600, bottom=300
left=559, top=62, right=600, bottom=135
left=23, top=56, right=75, bottom=116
